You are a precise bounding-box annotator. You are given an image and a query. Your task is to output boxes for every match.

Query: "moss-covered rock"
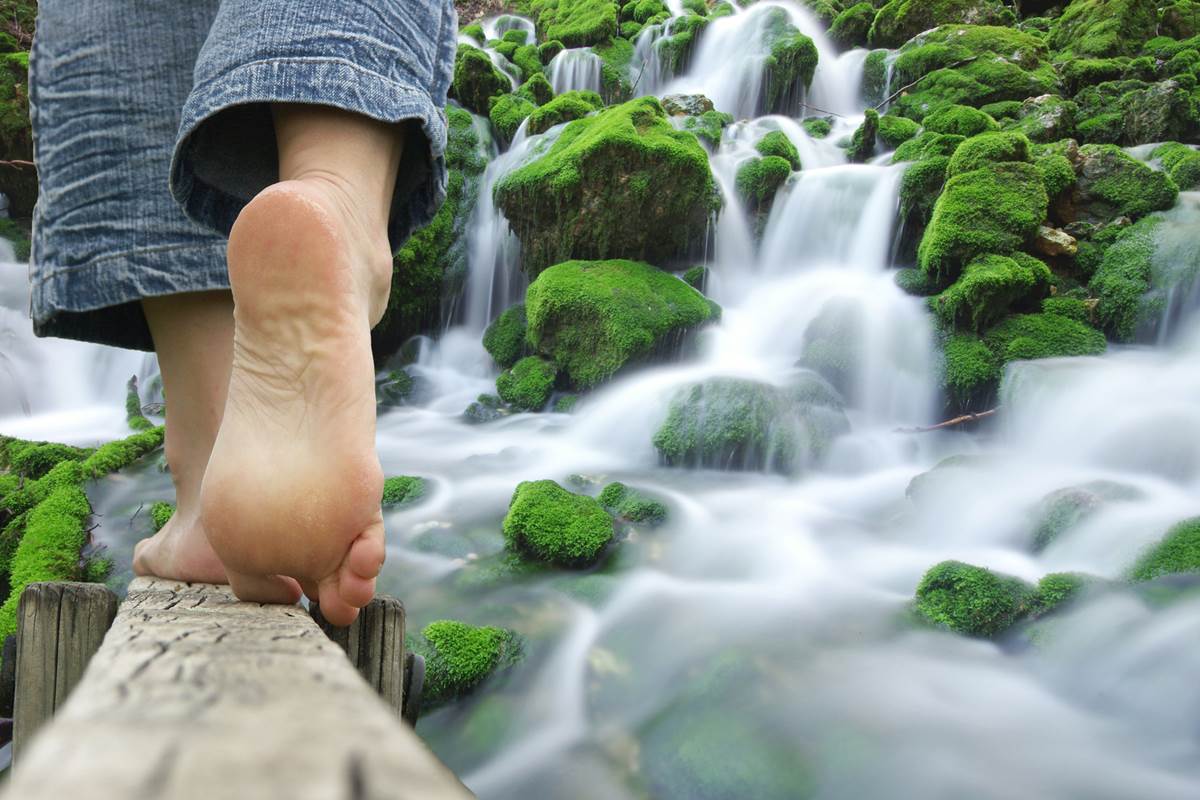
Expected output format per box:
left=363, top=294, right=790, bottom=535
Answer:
left=524, top=259, right=719, bottom=389
left=502, top=479, right=614, bottom=567
left=918, top=162, right=1049, bottom=286
left=652, top=375, right=848, bottom=474
left=1074, top=79, right=1198, bottom=146
left=452, top=45, right=512, bottom=116
left=682, top=109, right=735, bottom=149
left=893, top=131, right=966, bottom=163
left=735, top=156, right=792, bottom=212
left=518, top=71, right=555, bottom=106
left=863, top=49, right=890, bottom=106
left=597, top=481, right=669, bottom=525
left=1029, top=481, right=1141, bottom=552
left=1066, top=144, right=1177, bottom=224
left=869, top=1, right=1015, bottom=49
left=483, top=304, right=529, bottom=368
left=496, top=356, right=558, bottom=411
left=489, top=93, right=536, bottom=143
left=915, top=106, right=987, bottom=138
left=530, top=0, right=620, bottom=47
left=829, top=2, right=876, bottom=49
left=1032, top=572, right=1093, bottom=614
left=463, top=393, right=507, bottom=425
left=525, top=89, right=603, bottom=135
left=877, top=114, right=922, bottom=149
left=1087, top=214, right=1160, bottom=341
left=802, top=116, right=834, bottom=139
left=940, top=333, right=1000, bottom=411
left=932, top=252, right=1052, bottom=332
left=762, top=22, right=820, bottom=116
left=381, top=476, right=426, bottom=508
left=1153, top=142, right=1200, bottom=190
left=1008, top=95, right=1077, bottom=143
left=983, top=311, right=1107, bottom=362
left=1130, top=517, right=1200, bottom=581
left=150, top=501, right=175, bottom=532
left=755, top=130, right=802, bottom=170
left=1035, top=152, right=1077, bottom=199
left=1048, top=0, right=1157, bottom=59
left=846, top=108, right=880, bottom=162
left=495, top=97, right=717, bottom=275
left=410, top=620, right=523, bottom=708
left=915, top=560, right=1037, bottom=637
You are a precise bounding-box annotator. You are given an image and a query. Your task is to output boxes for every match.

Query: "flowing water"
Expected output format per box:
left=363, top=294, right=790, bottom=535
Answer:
left=5, top=2, right=1200, bottom=797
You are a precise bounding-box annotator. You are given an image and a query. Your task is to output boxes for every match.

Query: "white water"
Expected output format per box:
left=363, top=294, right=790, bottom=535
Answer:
left=7, top=3, right=1200, bottom=799
left=547, top=48, right=603, bottom=95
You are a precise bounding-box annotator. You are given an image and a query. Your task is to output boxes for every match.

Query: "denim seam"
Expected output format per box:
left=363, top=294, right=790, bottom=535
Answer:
left=31, top=242, right=227, bottom=282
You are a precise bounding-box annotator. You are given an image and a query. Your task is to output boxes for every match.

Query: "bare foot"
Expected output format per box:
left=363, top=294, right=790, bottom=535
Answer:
left=132, top=508, right=227, bottom=584
left=199, top=176, right=392, bottom=626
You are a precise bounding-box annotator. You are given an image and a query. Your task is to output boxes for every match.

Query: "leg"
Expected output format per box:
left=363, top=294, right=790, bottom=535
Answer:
left=132, top=291, right=233, bottom=584
left=199, top=105, right=402, bottom=625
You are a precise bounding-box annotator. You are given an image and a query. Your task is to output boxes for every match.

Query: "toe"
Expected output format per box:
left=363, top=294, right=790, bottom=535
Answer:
left=316, top=575, right=360, bottom=627
left=346, top=521, right=386, bottom=579
left=227, top=568, right=303, bottom=605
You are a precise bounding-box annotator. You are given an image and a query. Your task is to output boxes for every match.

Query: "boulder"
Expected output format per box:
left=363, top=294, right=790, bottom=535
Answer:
left=869, top=0, right=1015, bottom=49
left=1048, top=0, right=1157, bottom=58
left=452, top=45, right=511, bottom=116
left=661, top=93, right=714, bottom=117
left=1033, top=225, right=1077, bottom=257
left=1062, top=144, right=1178, bottom=224
left=502, top=480, right=614, bottom=567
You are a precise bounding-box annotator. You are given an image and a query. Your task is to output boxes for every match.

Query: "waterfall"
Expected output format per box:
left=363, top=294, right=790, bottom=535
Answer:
left=547, top=48, right=603, bottom=95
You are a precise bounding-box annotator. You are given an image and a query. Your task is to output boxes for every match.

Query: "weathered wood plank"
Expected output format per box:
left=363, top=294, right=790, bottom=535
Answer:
left=311, top=596, right=406, bottom=718
left=12, top=581, right=117, bottom=763
left=2, top=578, right=472, bottom=799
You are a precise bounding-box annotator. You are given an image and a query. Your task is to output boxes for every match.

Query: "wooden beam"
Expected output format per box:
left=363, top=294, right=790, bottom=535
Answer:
left=13, top=582, right=117, bottom=762
left=310, top=596, right=407, bottom=718
left=2, top=578, right=471, bottom=799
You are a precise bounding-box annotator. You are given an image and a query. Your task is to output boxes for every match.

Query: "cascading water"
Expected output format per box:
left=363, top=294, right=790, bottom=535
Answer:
left=8, top=3, right=1200, bottom=799
left=547, top=48, right=603, bottom=95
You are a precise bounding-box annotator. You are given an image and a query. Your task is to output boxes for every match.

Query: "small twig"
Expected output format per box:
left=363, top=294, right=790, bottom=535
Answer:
left=631, top=61, right=648, bottom=93
left=798, top=102, right=844, bottom=118
left=895, top=408, right=998, bottom=434
left=874, top=56, right=979, bottom=110
left=0, top=159, right=35, bottom=170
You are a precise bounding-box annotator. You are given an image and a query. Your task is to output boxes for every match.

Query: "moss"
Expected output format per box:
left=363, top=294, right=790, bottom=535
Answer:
left=463, top=393, right=506, bottom=424
left=502, top=29, right=529, bottom=45
left=918, top=162, right=1048, bottom=286
left=892, top=131, right=965, bottom=163
left=553, top=394, right=579, bottom=413
left=150, top=501, right=175, bottom=532
left=513, top=44, right=545, bottom=83
left=923, top=104, right=999, bottom=137
left=125, top=378, right=154, bottom=432
left=376, top=368, right=416, bottom=406
left=524, top=259, right=718, bottom=389
left=0, top=438, right=90, bottom=479
left=980, top=100, right=1023, bottom=120
left=460, top=23, right=485, bottom=43
left=83, top=556, right=112, bottom=584
left=0, top=50, right=35, bottom=216
left=594, top=36, right=635, bottom=102
left=381, top=476, right=426, bottom=508
left=1027, top=484, right=1135, bottom=552
left=495, top=97, right=716, bottom=275
left=502, top=479, right=614, bottom=567
left=892, top=56, right=1057, bottom=122
left=483, top=304, right=529, bottom=367
left=1153, top=141, right=1200, bottom=190
left=1049, top=0, right=1157, bottom=59
left=1130, top=517, right=1200, bottom=581
left=1088, top=215, right=1160, bottom=341
left=0, top=218, right=29, bottom=261
left=452, top=45, right=511, bottom=115
left=932, top=252, right=1052, bottom=332
left=914, top=560, right=1037, bottom=637
left=525, top=89, right=603, bottom=135
left=761, top=10, right=820, bottom=114
left=755, top=131, right=801, bottom=170
left=539, top=39, right=565, bottom=64
left=1075, top=144, right=1178, bottom=220
left=652, top=376, right=848, bottom=474
left=946, top=131, right=1030, bottom=177
left=735, top=156, right=792, bottom=209
left=869, top=1, right=1015, bottom=49
left=597, top=481, right=668, bottom=525
left=0, top=485, right=91, bottom=638
left=863, top=49, right=890, bottom=106
left=80, top=428, right=164, bottom=479
left=682, top=109, right=734, bottom=149
left=828, top=2, right=876, bottom=49
left=941, top=333, right=1000, bottom=411
left=530, top=0, right=620, bottom=47
left=802, top=117, right=833, bottom=140
left=413, top=620, right=523, bottom=708
left=877, top=114, right=921, bottom=149
left=1042, top=296, right=1089, bottom=322
left=655, top=14, right=710, bottom=76
left=895, top=266, right=940, bottom=296
left=983, top=312, right=1107, bottom=362
left=496, top=356, right=558, bottom=411
left=489, top=93, right=536, bottom=142
left=1035, top=152, right=1076, bottom=198
left=1074, top=79, right=1199, bottom=146
left=846, top=108, right=879, bottom=163
left=517, top=72, right=554, bottom=106
left=893, top=24, right=1048, bottom=86
left=682, top=265, right=708, bottom=291
left=1033, top=572, right=1091, bottom=613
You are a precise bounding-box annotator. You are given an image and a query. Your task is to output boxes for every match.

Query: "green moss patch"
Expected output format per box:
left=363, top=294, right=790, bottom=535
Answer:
left=924, top=104, right=999, bottom=137
left=502, top=479, right=615, bottom=567
left=915, top=560, right=1037, bottom=637
left=382, top=476, right=426, bottom=508
left=932, top=252, right=1051, bottom=332
left=525, top=259, right=718, bottom=389
left=530, top=0, right=620, bottom=47
left=1049, top=0, right=1157, bottom=59
left=735, top=156, right=792, bottom=209
left=483, top=304, right=529, bottom=368
left=525, top=90, right=603, bottom=135
left=411, top=620, right=523, bottom=708
left=597, top=481, right=669, bottom=525
left=496, top=356, right=558, bottom=411
left=870, top=2, right=1015, bottom=49
left=452, top=45, right=511, bottom=116
left=755, top=130, right=801, bottom=169
left=1088, top=215, right=1160, bottom=341
left=150, top=501, right=175, bottom=532
left=1130, top=517, right=1200, bottom=581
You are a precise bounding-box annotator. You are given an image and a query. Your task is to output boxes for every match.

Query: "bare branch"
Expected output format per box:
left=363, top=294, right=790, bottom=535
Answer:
left=895, top=408, right=998, bottom=434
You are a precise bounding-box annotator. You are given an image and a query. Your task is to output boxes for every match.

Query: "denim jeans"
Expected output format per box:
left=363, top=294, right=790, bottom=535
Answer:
left=28, top=0, right=457, bottom=350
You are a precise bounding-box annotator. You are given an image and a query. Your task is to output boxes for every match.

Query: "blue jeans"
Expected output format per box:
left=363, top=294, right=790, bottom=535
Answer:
left=28, top=0, right=457, bottom=350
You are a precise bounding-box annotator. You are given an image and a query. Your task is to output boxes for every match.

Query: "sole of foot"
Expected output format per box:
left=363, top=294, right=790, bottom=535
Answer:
left=199, top=177, right=391, bottom=626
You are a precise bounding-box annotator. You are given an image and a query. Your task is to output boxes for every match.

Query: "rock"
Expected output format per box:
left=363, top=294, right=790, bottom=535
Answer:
left=828, top=2, right=875, bottom=49
left=502, top=480, right=614, bottom=567
left=495, top=97, right=717, bottom=275
left=1063, top=143, right=1178, bottom=224
left=1160, top=0, right=1200, bottom=39
left=755, top=131, right=802, bottom=170
left=1011, top=95, right=1077, bottom=143
left=483, top=304, right=529, bottom=368
left=1029, top=480, right=1141, bottom=552
left=525, top=90, right=604, bottom=135
left=495, top=356, right=558, bottom=411
left=381, top=476, right=425, bottom=508
left=489, top=93, right=536, bottom=143
left=682, top=109, right=735, bottom=149
left=931, top=252, right=1052, bottom=332
left=463, top=394, right=507, bottom=424
left=735, top=156, right=792, bottom=213
left=1129, top=517, right=1200, bottom=581
left=452, top=45, right=511, bottom=116
left=1153, top=142, right=1200, bottom=190
left=877, top=114, right=921, bottom=149
left=946, top=130, right=1031, bottom=177
left=530, top=0, right=619, bottom=47
left=409, top=621, right=523, bottom=708
left=846, top=109, right=879, bottom=162
left=863, top=49, right=890, bottom=106
left=1088, top=215, right=1160, bottom=341
left=1033, top=225, right=1078, bottom=257
left=651, top=375, right=849, bottom=475
left=914, top=560, right=1037, bottom=637
left=758, top=8, right=819, bottom=114
left=661, top=93, right=714, bottom=117
left=375, top=369, right=416, bottom=406
left=524, top=259, right=719, bottom=389
left=869, top=0, right=1015, bottom=49
left=597, top=482, right=668, bottom=525
left=1048, top=0, right=1157, bottom=58
left=923, top=104, right=999, bottom=137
